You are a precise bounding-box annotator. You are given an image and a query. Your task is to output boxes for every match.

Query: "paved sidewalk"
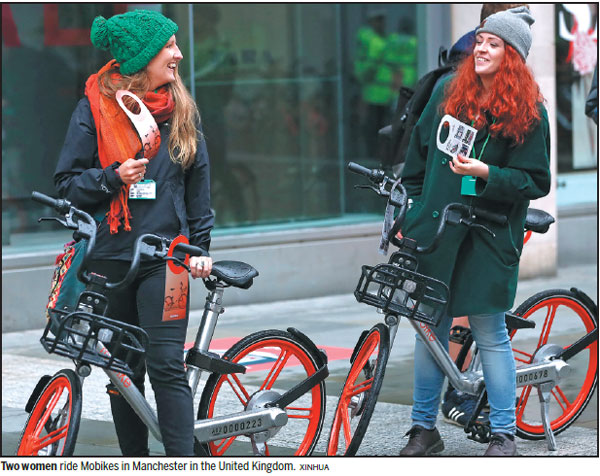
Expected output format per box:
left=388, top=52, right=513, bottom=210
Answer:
left=2, top=264, right=597, bottom=456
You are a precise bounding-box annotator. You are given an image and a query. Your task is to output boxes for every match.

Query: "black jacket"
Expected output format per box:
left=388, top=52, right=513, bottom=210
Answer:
left=54, top=97, right=214, bottom=260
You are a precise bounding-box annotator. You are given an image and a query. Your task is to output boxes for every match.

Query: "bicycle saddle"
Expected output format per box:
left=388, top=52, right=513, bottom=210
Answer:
left=211, top=261, right=259, bottom=289
left=524, top=208, right=555, bottom=234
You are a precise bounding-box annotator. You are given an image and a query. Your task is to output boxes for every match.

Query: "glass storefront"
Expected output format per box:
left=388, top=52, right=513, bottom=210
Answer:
left=2, top=3, right=424, bottom=248
left=555, top=3, right=598, bottom=173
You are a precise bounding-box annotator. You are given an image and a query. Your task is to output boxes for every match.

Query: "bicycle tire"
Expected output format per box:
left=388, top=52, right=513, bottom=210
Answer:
left=197, top=329, right=326, bottom=456
left=511, top=289, right=598, bottom=440
left=326, top=323, right=390, bottom=456
left=16, top=369, right=82, bottom=456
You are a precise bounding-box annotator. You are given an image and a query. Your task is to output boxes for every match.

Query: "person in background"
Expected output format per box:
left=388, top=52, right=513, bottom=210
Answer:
left=355, top=10, right=396, bottom=159
left=54, top=10, right=214, bottom=456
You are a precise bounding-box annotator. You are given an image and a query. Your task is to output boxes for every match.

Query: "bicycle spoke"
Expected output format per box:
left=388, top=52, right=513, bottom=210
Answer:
left=33, top=389, right=64, bottom=437
left=341, top=406, right=352, bottom=449
left=538, top=304, right=557, bottom=348
left=551, top=385, right=571, bottom=412
left=260, top=348, right=292, bottom=391
left=214, top=436, right=237, bottom=454
left=513, top=347, right=533, bottom=364
left=347, top=378, right=373, bottom=398
left=516, top=385, right=533, bottom=420
left=286, top=406, right=316, bottom=419
left=32, top=423, right=69, bottom=453
left=223, top=373, right=250, bottom=407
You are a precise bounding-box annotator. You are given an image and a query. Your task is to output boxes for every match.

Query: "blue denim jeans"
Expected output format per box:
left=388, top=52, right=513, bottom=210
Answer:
left=410, top=312, right=517, bottom=435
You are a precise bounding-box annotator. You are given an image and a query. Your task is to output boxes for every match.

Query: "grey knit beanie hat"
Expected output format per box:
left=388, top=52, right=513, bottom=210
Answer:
left=476, top=6, right=535, bottom=60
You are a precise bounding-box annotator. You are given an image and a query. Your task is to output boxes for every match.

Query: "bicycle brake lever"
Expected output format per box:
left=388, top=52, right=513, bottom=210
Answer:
left=460, top=218, right=496, bottom=238
left=354, top=183, right=380, bottom=194
left=38, top=216, right=77, bottom=230
left=165, top=256, right=191, bottom=273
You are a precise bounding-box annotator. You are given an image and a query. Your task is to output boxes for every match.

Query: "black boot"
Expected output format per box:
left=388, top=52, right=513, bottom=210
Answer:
left=399, top=426, right=444, bottom=456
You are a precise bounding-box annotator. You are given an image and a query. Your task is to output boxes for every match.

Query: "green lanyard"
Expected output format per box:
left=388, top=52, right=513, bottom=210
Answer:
left=461, top=118, right=494, bottom=197
left=470, top=118, right=495, bottom=161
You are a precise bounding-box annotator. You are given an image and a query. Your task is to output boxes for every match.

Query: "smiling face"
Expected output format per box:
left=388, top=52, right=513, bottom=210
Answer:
left=146, top=35, right=183, bottom=90
left=473, top=32, right=505, bottom=81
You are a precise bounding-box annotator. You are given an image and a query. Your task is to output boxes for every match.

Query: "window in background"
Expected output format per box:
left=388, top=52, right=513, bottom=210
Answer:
left=2, top=3, right=125, bottom=247
left=555, top=3, right=598, bottom=173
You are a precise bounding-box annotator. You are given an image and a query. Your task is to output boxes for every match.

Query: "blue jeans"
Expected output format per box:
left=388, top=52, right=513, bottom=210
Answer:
left=410, top=312, right=517, bottom=435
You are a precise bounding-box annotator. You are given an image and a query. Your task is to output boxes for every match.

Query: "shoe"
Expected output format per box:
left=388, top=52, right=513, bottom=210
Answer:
left=484, top=433, right=518, bottom=456
left=399, top=426, right=444, bottom=456
left=442, top=390, right=489, bottom=428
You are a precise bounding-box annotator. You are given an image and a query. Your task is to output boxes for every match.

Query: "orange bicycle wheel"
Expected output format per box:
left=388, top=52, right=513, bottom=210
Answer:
left=17, top=369, right=82, bottom=456
left=511, top=289, right=598, bottom=439
left=197, top=329, right=326, bottom=456
left=327, top=323, right=390, bottom=455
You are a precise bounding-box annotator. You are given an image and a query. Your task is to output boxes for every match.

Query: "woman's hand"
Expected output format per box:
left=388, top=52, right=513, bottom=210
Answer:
left=189, top=256, right=213, bottom=279
left=118, top=158, right=149, bottom=185
left=449, top=155, right=489, bottom=180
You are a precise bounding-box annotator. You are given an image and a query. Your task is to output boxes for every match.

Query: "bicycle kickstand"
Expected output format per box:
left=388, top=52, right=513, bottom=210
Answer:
left=537, top=382, right=558, bottom=451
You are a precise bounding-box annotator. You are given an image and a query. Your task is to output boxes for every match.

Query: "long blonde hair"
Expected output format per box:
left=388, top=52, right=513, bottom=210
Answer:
left=99, top=65, right=200, bottom=169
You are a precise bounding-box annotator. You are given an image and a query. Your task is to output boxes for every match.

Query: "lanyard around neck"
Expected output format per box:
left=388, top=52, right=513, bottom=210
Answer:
left=470, top=118, right=495, bottom=161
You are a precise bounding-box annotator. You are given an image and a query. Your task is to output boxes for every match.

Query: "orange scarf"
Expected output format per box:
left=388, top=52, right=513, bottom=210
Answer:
left=85, top=60, right=175, bottom=233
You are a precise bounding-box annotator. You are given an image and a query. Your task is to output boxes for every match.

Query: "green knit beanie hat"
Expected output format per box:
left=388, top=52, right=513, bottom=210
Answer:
left=90, top=10, right=178, bottom=75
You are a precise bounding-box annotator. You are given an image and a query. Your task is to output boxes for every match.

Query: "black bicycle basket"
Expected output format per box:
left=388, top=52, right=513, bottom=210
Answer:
left=354, top=261, right=449, bottom=326
left=42, top=308, right=148, bottom=376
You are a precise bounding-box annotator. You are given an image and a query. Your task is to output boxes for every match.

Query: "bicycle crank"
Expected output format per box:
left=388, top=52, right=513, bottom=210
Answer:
left=246, top=390, right=287, bottom=455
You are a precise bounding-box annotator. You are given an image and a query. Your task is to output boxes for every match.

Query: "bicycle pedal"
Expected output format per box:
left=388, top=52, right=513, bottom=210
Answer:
left=465, top=422, right=491, bottom=444
left=449, top=326, right=470, bottom=344
left=106, top=383, right=121, bottom=397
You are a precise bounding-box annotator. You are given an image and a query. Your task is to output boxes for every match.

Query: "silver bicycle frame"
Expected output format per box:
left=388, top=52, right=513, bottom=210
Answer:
left=396, top=316, right=571, bottom=450
left=96, top=283, right=290, bottom=450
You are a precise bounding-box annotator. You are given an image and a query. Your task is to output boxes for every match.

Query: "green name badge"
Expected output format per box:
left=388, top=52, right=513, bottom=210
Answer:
left=461, top=175, right=477, bottom=196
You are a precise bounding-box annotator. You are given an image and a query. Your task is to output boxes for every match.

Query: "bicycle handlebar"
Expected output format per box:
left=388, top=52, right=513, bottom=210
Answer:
left=32, top=191, right=98, bottom=285
left=31, top=191, right=206, bottom=291
left=347, top=163, right=508, bottom=255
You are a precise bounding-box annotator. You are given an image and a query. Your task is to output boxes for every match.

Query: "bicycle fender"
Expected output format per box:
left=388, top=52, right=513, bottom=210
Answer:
left=25, top=375, right=52, bottom=413
left=350, top=329, right=370, bottom=365
left=570, top=287, right=598, bottom=319
left=287, top=327, right=328, bottom=367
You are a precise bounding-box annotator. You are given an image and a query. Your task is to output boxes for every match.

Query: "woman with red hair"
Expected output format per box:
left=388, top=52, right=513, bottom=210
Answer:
left=398, top=7, right=550, bottom=456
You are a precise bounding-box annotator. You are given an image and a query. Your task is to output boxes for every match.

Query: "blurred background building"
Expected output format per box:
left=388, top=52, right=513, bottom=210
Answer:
left=2, top=4, right=597, bottom=332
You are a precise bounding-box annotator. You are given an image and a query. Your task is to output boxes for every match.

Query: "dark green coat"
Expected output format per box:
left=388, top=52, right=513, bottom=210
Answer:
left=400, top=78, right=551, bottom=317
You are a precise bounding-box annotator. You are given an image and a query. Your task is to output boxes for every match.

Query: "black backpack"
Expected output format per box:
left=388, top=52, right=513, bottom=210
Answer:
left=379, top=48, right=464, bottom=173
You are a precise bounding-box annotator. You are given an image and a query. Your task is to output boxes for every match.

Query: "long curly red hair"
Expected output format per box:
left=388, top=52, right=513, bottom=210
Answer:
left=442, top=44, right=544, bottom=145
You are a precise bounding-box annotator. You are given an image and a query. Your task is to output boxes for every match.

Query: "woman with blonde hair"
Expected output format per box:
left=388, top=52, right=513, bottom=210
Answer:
left=54, top=9, right=214, bottom=456
left=398, top=7, right=550, bottom=456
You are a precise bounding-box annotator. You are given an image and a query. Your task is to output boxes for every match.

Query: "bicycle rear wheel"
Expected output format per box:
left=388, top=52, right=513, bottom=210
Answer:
left=197, top=329, right=326, bottom=456
left=17, top=369, right=82, bottom=456
left=511, top=289, right=598, bottom=440
left=327, top=323, right=390, bottom=455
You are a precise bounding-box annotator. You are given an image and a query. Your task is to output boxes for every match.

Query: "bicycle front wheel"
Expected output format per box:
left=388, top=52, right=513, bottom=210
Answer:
left=17, top=369, right=82, bottom=456
left=511, top=289, right=598, bottom=440
left=327, top=323, right=390, bottom=456
left=197, top=329, right=326, bottom=456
